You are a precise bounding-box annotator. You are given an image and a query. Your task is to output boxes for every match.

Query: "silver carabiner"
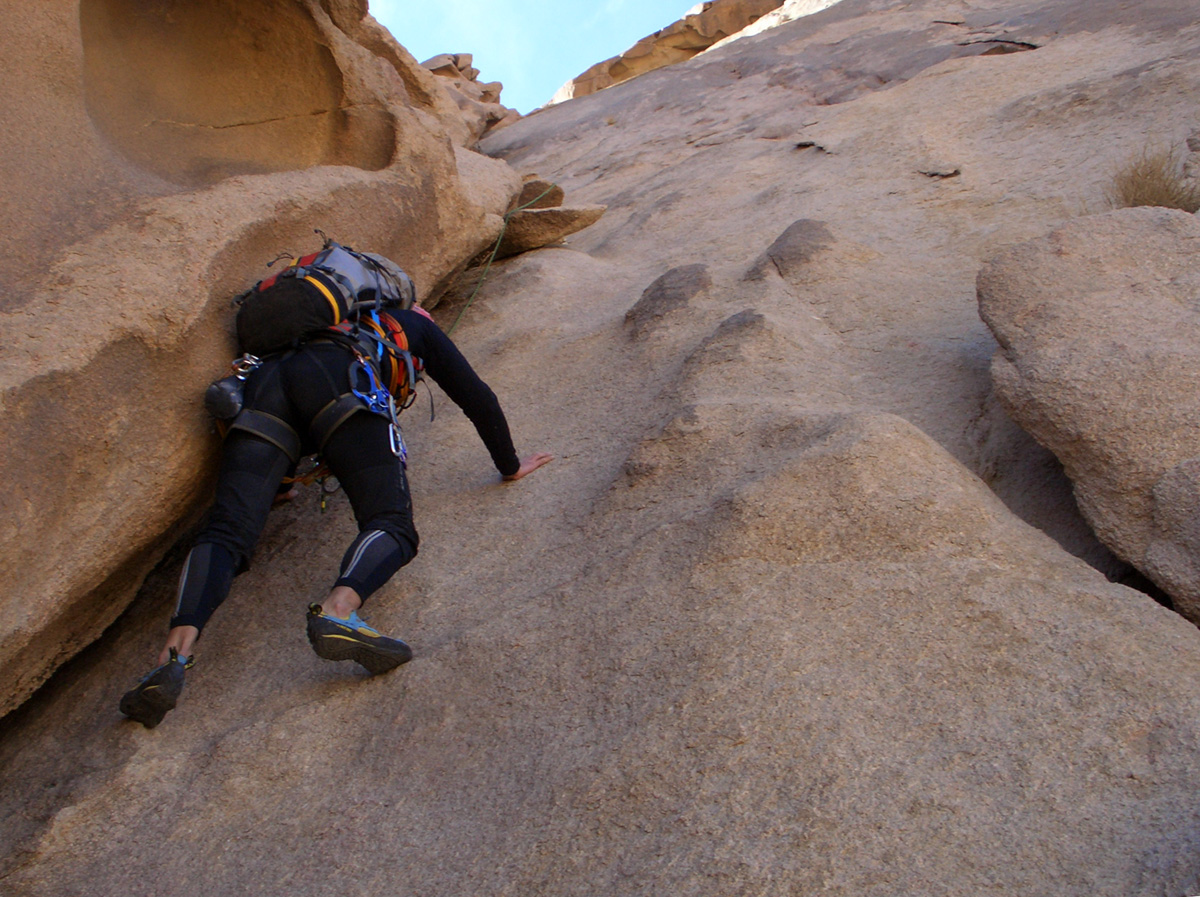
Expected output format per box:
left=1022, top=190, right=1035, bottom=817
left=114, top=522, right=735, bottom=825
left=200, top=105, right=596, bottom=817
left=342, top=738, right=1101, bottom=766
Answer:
left=389, top=422, right=407, bottom=466
left=232, top=353, right=262, bottom=379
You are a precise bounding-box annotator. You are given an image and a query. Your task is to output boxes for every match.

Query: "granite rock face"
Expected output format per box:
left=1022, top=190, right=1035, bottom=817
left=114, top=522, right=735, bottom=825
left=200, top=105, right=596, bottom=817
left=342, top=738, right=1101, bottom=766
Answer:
left=979, top=207, right=1200, bottom=621
left=422, top=52, right=522, bottom=135
left=515, top=177, right=566, bottom=209
left=5, top=0, right=1200, bottom=895
left=0, top=0, right=523, bottom=716
left=496, top=204, right=608, bottom=259
left=708, top=0, right=848, bottom=49
left=550, top=0, right=789, bottom=103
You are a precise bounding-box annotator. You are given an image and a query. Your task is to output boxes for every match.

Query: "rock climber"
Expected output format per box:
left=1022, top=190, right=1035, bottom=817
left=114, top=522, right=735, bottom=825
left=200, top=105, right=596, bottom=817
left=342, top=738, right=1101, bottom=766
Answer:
left=119, top=257, right=552, bottom=728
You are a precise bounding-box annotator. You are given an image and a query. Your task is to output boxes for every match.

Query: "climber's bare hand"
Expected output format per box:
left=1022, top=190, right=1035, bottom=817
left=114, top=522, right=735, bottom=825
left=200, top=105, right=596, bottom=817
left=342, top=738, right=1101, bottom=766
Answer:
left=503, top=452, right=554, bottom=482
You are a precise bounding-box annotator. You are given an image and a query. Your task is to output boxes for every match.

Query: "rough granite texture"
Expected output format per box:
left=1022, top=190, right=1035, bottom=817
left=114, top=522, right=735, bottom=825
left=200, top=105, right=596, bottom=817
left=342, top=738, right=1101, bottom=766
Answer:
left=5, top=0, right=1200, bottom=895
left=980, top=207, right=1200, bottom=621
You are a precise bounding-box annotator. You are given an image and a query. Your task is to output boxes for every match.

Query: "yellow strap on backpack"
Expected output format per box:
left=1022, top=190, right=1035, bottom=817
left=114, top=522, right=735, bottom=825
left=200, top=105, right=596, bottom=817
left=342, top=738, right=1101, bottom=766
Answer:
left=303, top=274, right=342, bottom=324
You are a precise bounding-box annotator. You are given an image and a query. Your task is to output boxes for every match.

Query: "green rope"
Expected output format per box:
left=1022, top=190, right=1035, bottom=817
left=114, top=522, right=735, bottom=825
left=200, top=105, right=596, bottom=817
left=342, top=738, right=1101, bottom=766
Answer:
left=447, top=183, right=559, bottom=336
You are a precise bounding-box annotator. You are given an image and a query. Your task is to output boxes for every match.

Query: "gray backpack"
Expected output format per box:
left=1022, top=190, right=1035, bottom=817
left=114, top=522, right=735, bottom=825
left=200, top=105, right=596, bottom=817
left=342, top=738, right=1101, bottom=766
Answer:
left=234, top=237, right=416, bottom=357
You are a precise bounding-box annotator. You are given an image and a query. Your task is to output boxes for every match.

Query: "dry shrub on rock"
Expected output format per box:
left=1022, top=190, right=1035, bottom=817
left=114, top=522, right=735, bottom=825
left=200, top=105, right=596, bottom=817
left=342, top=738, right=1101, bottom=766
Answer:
left=1108, top=145, right=1200, bottom=213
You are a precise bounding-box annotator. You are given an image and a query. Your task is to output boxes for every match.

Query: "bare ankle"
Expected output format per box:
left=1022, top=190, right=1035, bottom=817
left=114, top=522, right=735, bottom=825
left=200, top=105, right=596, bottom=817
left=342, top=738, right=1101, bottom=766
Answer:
left=322, top=586, right=363, bottom=620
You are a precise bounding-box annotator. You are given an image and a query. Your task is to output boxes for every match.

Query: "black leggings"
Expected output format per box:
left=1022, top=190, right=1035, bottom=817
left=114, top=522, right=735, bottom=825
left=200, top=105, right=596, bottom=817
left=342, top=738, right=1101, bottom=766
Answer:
left=170, top=344, right=419, bottom=632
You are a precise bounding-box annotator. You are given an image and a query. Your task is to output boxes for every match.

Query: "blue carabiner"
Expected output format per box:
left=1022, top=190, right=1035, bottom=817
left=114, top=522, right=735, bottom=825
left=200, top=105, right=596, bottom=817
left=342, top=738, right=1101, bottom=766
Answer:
left=350, top=359, right=390, bottom=416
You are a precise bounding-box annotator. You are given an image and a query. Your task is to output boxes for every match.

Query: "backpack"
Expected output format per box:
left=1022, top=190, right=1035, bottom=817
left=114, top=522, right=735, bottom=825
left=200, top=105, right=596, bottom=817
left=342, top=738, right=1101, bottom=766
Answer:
left=234, top=238, right=416, bottom=357
left=207, top=239, right=425, bottom=464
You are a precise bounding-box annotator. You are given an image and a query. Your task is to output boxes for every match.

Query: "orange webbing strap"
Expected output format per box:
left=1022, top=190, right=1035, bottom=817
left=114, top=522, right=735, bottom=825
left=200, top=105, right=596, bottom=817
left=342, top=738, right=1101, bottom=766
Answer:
left=359, top=314, right=413, bottom=399
left=380, top=313, right=413, bottom=401
left=283, top=460, right=331, bottom=487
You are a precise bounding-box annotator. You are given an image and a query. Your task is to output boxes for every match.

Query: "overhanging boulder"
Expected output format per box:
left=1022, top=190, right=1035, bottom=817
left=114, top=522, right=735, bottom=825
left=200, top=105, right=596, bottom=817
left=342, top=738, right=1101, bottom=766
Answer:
left=0, top=0, right=521, bottom=717
left=979, top=207, right=1200, bottom=620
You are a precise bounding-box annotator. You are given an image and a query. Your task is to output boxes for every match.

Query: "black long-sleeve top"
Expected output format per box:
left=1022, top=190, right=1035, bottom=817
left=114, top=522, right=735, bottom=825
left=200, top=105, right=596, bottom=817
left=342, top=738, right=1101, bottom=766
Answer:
left=391, top=309, right=520, bottom=477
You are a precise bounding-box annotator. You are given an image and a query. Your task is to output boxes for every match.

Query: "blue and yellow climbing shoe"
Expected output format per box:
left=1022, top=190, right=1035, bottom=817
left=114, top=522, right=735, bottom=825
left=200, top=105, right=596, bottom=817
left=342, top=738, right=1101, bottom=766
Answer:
left=306, top=604, right=412, bottom=674
left=119, top=648, right=193, bottom=728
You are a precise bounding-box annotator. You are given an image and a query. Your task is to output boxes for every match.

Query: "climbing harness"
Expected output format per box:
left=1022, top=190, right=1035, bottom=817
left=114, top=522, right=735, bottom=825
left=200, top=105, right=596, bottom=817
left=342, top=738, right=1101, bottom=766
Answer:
left=205, top=232, right=434, bottom=510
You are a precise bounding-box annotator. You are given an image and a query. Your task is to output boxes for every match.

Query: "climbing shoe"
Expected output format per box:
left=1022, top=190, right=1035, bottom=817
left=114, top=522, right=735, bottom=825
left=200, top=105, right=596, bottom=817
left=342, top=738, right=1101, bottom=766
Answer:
left=306, top=604, right=413, bottom=674
left=119, top=648, right=193, bottom=728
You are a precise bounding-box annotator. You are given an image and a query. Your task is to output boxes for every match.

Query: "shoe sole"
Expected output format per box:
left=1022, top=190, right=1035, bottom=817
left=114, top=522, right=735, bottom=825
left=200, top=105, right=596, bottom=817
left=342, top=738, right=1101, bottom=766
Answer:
left=307, top=620, right=412, bottom=674
left=119, top=681, right=179, bottom=728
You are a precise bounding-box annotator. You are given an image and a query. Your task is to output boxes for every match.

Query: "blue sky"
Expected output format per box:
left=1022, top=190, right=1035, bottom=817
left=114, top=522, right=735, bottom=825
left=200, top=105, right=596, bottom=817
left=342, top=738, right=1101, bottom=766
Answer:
left=369, top=0, right=697, bottom=114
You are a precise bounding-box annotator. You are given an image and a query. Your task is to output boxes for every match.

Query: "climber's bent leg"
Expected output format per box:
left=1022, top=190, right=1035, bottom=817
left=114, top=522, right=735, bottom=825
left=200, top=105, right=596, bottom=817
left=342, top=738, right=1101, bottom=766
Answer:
left=333, top=529, right=415, bottom=602
left=322, top=411, right=420, bottom=606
